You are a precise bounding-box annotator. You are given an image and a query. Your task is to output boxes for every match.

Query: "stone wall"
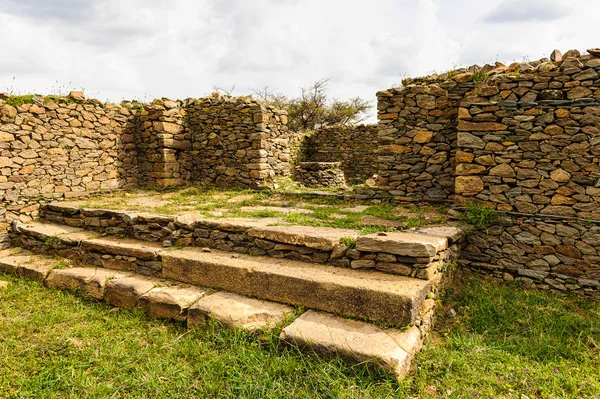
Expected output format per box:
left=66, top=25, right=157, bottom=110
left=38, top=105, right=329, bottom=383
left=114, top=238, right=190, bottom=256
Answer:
left=0, top=92, right=292, bottom=228
left=373, top=48, right=600, bottom=297
left=293, top=162, right=346, bottom=188
left=461, top=214, right=600, bottom=299
left=375, top=82, right=469, bottom=201
left=138, top=94, right=292, bottom=188
left=455, top=101, right=600, bottom=217
left=304, top=125, right=378, bottom=183
left=0, top=93, right=139, bottom=225
left=135, top=102, right=192, bottom=187
left=450, top=50, right=600, bottom=297
left=375, top=49, right=600, bottom=204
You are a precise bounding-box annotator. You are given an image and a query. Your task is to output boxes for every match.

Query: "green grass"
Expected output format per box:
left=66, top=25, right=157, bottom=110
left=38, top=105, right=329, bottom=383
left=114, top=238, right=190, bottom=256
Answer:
left=4, top=94, right=35, bottom=107
left=78, top=186, right=443, bottom=234
left=472, top=71, right=489, bottom=83
left=460, top=202, right=498, bottom=229
left=1, top=273, right=598, bottom=398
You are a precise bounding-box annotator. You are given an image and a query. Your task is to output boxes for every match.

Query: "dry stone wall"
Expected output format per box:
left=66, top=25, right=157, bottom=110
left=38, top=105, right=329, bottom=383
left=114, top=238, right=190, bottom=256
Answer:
left=187, top=95, right=291, bottom=187
left=374, top=48, right=600, bottom=297
left=455, top=100, right=600, bottom=217
left=137, top=94, right=292, bottom=188
left=0, top=92, right=291, bottom=229
left=462, top=214, right=600, bottom=299
left=375, top=81, right=470, bottom=201
left=450, top=51, right=600, bottom=297
left=293, top=162, right=346, bottom=188
left=304, top=125, right=378, bottom=183
left=0, top=93, right=139, bottom=226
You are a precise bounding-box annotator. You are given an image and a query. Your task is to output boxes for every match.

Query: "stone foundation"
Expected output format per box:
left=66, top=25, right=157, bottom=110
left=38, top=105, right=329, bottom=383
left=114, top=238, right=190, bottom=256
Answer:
left=304, top=125, right=378, bottom=184
left=293, top=162, right=346, bottom=188
left=461, top=213, right=600, bottom=299
left=33, top=203, right=463, bottom=281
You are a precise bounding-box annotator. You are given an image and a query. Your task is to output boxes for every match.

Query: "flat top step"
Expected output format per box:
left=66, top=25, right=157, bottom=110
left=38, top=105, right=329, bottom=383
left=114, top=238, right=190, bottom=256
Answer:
left=14, top=222, right=84, bottom=238
left=280, top=310, right=419, bottom=379
left=14, top=222, right=95, bottom=243
left=356, top=232, right=448, bottom=257
left=247, top=225, right=357, bottom=251
left=175, top=214, right=284, bottom=231
left=82, top=237, right=164, bottom=260
left=163, top=247, right=431, bottom=299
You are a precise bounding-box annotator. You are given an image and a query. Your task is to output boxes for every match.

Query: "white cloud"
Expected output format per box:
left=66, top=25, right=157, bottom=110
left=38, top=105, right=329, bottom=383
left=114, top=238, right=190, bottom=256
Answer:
left=0, top=0, right=598, bottom=122
left=482, top=0, right=569, bottom=23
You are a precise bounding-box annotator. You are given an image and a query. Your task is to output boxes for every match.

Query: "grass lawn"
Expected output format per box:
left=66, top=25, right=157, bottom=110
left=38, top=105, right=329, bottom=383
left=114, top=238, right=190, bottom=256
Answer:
left=0, top=272, right=598, bottom=398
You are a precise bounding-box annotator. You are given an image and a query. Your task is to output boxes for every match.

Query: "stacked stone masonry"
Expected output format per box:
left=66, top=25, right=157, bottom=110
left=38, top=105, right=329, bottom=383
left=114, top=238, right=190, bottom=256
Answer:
left=455, top=100, right=600, bottom=217
left=375, top=49, right=600, bottom=297
left=0, top=92, right=292, bottom=226
left=293, top=162, right=347, bottom=188
left=134, top=94, right=293, bottom=188
left=462, top=215, right=600, bottom=299
left=304, top=125, right=378, bottom=183
left=31, top=203, right=463, bottom=281
left=376, top=83, right=465, bottom=201
left=0, top=94, right=139, bottom=227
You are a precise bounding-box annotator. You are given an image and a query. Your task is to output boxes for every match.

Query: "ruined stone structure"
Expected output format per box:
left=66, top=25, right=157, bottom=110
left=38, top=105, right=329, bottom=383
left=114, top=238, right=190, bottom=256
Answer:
left=138, top=96, right=292, bottom=188
left=2, top=48, right=600, bottom=384
left=0, top=97, right=139, bottom=225
left=375, top=49, right=600, bottom=298
left=293, top=162, right=346, bottom=188
left=0, top=93, right=293, bottom=225
left=303, top=125, right=378, bottom=184
left=1, top=48, right=599, bottom=298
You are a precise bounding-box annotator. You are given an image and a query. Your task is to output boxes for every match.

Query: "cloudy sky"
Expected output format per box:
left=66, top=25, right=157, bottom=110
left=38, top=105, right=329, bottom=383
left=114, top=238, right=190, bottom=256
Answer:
left=0, top=0, right=598, bottom=120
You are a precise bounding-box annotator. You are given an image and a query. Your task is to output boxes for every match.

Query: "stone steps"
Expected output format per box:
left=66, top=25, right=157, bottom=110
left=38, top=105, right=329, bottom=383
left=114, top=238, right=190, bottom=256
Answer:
left=0, top=248, right=432, bottom=380
left=161, top=247, right=433, bottom=326
left=39, top=202, right=463, bottom=280
left=11, top=221, right=434, bottom=326
left=0, top=249, right=293, bottom=330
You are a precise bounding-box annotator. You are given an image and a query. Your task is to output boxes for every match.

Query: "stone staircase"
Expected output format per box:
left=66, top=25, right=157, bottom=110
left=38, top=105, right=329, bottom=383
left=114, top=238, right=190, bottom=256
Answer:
left=2, top=201, right=464, bottom=380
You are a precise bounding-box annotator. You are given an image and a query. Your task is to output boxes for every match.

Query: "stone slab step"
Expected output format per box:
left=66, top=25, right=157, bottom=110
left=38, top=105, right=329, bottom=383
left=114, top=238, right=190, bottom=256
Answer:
left=13, top=221, right=95, bottom=246
left=162, top=248, right=433, bottom=326
left=280, top=310, right=424, bottom=381
left=247, top=225, right=357, bottom=251
left=104, top=276, right=158, bottom=310
left=175, top=214, right=284, bottom=233
left=12, top=222, right=82, bottom=241
left=3, top=248, right=434, bottom=380
left=43, top=203, right=359, bottom=251
left=9, top=226, right=432, bottom=325
left=45, top=267, right=131, bottom=299
left=356, top=231, right=448, bottom=257
left=4, top=249, right=292, bottom=332
left=38, top=205, right=463, bottom=281
left=411, top=225, right=465, bottom=245
left=0, top=253, right=56, bottom=281
left=139, top=285, right=209, bottom=321
left=82, top=238, right=164, bottom=261
left=187, top=291, right=294, bottom=331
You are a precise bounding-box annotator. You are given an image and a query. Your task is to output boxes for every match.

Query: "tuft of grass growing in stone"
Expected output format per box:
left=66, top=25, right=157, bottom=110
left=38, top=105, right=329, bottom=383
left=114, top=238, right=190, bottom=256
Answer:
left=460, top=202, right=498, bottom=229
left=5, top=94, right=35, bottom=107
left=339, top=236, right=356, bottom=249
left=53, top=260, right=70, bottom=270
